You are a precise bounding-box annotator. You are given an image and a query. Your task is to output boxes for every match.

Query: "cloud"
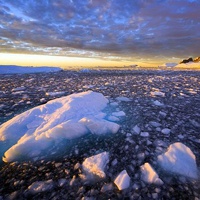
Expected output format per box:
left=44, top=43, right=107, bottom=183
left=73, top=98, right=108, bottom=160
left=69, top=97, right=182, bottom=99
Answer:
left=0, top=0, right=200, bottom=63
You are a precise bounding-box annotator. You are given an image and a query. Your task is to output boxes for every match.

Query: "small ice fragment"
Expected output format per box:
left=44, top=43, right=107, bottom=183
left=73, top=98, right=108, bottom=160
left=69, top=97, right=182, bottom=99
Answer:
left=133, top=125, right=141, bottom=135
left=45, top=91, right=65, bottom=96
left=159, top=111, right=167, bottom=118
left=140, top=163, right=163, bottom=185
left=150, top=121, right=161, bottom=127
left=153, top=100, right=164, bottom=106
left=189, top=119, right=200, bottom=128
left=110, top=102, right=118, bottom=106
left=108, top=116, right=119, bottom=122
left=112, top=111, right=126, bottom=117
left=111, top=158, right=118, bottom=166
left=151, top=91, right=165, bottom=97
left=82, top=152, right=109, bottom=179
left=161, top=128, right=171, bottom=134
left=114, top=170, right=130, bottom=190
left=140, top=132, right=149, bottom=137
left=116, top=96, right=131, bottom=102
left=28, top=180, right=54, bottom=194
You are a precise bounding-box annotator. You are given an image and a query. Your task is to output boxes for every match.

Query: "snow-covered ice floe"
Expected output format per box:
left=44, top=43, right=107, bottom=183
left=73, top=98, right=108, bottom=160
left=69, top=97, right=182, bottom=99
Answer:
left=0, top=91, right=121, bottom=162
left=82, top=152, right=109, bottom=180
left=157, top=142, right=198, bottom=179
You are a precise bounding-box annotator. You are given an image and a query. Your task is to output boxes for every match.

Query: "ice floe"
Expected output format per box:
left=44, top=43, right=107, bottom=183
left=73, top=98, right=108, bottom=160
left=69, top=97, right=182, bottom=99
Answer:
left=111, top=111, right=126, bottom=117
left=116, top=96, right=131, bottom=102
left=151, top=91, right=165, bottom=97
left=153, top=100, right=164, bottom=106
left=45, top=91, right=66, bottom=96
left=157, top=142, right=198, bottom=179
left=82, top=152, right=109, bottom=179
left=161, top=128, right=171, bottom=135
left=140, top=163, right=163, bottom=185
left=0, top=91, right=121, bottom=162
left=132, top=125, right=141, bottom=135
left=28, top=180, right=54, bottom=194
left=114, top=170, right=130, bottom=190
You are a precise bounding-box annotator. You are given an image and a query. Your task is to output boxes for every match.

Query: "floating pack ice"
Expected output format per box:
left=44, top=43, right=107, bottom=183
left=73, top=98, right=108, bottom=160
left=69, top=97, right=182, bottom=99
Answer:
left=0, top=91, right=120, bottom=162
left=157, top=142, right=198, bottom=179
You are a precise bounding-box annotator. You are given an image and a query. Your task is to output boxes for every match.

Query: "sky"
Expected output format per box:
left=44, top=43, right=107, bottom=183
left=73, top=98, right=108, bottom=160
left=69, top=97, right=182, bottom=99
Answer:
left=0, top=0, right=200, bottom=68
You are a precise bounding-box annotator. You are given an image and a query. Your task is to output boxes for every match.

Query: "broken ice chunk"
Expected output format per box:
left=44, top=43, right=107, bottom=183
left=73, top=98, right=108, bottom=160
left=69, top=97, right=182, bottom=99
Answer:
left=133, top=125, right=141, bottom=135
left=116, top=96, right=131, bottom=102
left=150, top=121, right=161, bottom=127
left=114, top=170, right=130, bottom=190
left=161, top=128, right=171, bottom=135
left=28, top=180, right=54, bottom=194
left=112, top=111, right=126, bottom=117
left=153, top=100, right=164, bottom=106
left=140, top=132, right=149, bottom=137
left=140, top=163, right=163, bottom=185
left=151, top=91, right=165, bottom=97
left=82, top=152, right=109, bottom=179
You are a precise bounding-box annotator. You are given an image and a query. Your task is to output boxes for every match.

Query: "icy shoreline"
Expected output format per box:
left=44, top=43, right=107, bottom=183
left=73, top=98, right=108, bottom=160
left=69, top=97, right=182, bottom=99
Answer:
left=0, top=70, right=200, bottom=199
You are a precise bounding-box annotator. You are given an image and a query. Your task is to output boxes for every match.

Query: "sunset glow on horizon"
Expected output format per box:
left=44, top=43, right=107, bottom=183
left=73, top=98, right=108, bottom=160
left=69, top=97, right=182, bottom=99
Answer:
left=0, top=53, right=163, bottom=69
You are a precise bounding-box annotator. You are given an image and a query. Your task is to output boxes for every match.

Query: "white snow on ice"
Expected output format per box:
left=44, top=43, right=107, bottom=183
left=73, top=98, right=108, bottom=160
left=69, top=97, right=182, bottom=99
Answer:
left=82, top=152, right=109, bottom=179
left=140, top=163, right=163, bottom=185
left=114, top=170, right=130, bottom=190
left=0, top=91, right=121, bottom=162
left=0, top=65, right=62, bottom=74
left=157, top=142, right=198, bottom=179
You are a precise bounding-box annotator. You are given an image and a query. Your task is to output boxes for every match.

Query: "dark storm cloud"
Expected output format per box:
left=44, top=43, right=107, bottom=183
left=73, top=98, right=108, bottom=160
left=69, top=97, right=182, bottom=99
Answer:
left=0, top=0, right=200, bottom=61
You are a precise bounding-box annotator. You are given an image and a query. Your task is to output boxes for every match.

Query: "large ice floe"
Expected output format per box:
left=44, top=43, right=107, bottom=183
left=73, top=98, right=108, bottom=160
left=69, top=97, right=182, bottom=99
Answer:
left=0, top=91, right=121, bottom=162
left=157, top=142, right=198, bottom=179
